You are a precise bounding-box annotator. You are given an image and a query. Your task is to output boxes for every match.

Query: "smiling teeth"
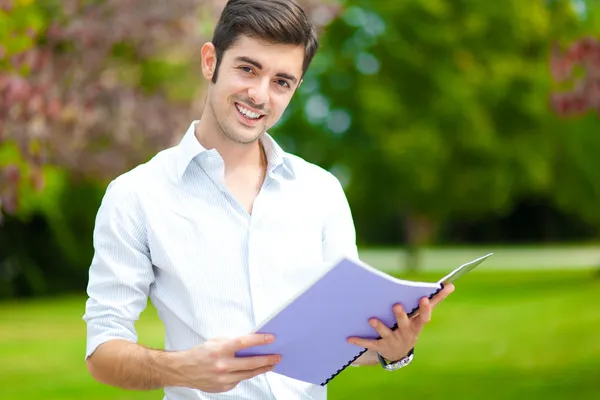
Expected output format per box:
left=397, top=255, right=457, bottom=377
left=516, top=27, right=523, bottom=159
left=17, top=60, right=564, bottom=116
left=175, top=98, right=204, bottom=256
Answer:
left=236, top=104, right=262, bottom=119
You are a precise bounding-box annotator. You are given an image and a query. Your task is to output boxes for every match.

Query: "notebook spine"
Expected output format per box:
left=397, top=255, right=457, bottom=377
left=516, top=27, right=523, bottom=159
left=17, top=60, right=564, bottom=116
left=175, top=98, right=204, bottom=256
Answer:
left=320, top=347, right=368, bottom=386
left=319, top=283, right=445, bottom=386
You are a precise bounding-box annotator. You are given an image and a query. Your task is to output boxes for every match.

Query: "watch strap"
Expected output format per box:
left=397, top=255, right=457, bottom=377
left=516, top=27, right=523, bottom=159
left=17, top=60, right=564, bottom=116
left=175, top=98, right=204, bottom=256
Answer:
left=378, top=347, right=415, bottom=371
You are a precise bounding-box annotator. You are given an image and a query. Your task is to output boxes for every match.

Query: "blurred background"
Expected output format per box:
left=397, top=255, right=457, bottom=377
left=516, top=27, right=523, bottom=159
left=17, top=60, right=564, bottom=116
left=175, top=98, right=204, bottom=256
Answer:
left=1, top=0, right=599, bottom=399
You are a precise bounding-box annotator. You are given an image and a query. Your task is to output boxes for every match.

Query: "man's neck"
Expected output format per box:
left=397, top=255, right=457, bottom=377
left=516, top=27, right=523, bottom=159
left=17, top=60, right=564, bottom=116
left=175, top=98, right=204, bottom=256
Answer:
left=194, top=119, right=266, bottom=174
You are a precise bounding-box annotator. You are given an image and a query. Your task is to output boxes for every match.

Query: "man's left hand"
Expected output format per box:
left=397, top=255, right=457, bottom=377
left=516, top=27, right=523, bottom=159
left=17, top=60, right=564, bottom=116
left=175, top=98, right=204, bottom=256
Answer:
left=347, top=283, right=455, bottom=362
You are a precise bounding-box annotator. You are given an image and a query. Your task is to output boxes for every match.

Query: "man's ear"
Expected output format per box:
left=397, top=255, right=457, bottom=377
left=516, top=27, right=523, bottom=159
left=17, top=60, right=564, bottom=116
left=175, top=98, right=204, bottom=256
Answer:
left=201, top=42, right=217, bottom=81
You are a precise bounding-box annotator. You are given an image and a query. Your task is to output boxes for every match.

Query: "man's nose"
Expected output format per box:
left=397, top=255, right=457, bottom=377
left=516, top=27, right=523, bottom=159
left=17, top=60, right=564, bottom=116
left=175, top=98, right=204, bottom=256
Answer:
left=247, top=78, right=270, bottom=106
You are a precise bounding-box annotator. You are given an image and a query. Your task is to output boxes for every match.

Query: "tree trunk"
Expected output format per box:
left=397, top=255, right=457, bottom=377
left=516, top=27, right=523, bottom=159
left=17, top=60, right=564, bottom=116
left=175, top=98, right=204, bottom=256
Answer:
left=403, top=213, right=437, bottom=272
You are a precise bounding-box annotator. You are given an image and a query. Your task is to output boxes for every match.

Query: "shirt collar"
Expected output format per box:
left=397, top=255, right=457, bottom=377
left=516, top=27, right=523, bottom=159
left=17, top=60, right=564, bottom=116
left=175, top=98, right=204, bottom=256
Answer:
left=260, top=130, right=296, bottom=179
left=175, top=121, right=208, bottom=179
left=175, top=120, right=296, bottom=180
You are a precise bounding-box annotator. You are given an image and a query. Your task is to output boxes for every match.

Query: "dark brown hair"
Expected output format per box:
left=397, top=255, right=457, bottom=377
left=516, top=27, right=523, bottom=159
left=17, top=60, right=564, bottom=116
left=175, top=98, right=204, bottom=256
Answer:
left=210, top=0, right=319, bottom=83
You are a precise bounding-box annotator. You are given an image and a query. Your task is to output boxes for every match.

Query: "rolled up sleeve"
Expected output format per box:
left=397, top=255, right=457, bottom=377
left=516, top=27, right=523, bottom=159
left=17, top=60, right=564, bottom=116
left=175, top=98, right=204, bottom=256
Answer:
left=83, top=177, right=154, bottom=359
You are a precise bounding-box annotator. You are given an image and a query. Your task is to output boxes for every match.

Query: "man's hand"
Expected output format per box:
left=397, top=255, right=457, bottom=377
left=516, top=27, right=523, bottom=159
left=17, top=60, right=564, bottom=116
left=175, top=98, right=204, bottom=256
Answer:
left=177, top=334, right=280, bottom=393
left=347, top=283, right=455, bottom=362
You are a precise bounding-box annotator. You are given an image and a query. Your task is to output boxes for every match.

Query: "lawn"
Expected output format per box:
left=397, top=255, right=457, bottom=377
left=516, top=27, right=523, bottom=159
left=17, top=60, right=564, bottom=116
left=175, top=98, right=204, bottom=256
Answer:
left=1, top=268, right=599, bottom=399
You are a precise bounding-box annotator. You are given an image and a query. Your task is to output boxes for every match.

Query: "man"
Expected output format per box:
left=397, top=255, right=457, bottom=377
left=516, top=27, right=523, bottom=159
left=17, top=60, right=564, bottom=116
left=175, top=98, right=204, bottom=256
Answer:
left=83, top=0, right=454, bottom=399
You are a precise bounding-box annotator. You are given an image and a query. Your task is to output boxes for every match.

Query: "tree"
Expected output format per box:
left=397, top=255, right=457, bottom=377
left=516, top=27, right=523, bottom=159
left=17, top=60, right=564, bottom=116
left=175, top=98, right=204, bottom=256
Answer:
left=549, top=34, right=600, bottom=227
left=550, top=36, right=600, bottom=116
left=0, top=0, right=341, bottom=299
left=547, top=1, right=600, bottom=241
left=276, top=0, right=587, bottom=269
left=0, top=0, right=339, bottom=222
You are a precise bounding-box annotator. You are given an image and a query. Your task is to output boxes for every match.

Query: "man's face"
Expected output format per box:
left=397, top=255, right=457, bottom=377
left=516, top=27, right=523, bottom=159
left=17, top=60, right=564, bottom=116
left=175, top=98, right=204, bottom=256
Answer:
left=203, top=35, right=304, bottom=145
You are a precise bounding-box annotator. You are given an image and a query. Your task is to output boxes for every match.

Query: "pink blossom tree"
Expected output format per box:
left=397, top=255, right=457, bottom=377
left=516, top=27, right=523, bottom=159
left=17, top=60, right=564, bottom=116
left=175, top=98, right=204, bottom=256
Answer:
left=0, top=0, right=339, bottom=220
left=550, top=36, right=600, bottom=117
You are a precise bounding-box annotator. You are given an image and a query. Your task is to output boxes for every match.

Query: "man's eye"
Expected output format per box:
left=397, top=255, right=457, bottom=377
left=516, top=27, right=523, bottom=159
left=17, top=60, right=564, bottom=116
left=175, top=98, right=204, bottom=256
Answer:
left=277, top=80, right=290, bottom=88
left=241, top=66, right=253, bottom=73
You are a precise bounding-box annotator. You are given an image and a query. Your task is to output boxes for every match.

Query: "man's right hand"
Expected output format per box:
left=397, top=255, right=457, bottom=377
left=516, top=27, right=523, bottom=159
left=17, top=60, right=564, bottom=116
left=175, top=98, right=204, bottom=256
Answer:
left=176, top=333, right=281, bottom=393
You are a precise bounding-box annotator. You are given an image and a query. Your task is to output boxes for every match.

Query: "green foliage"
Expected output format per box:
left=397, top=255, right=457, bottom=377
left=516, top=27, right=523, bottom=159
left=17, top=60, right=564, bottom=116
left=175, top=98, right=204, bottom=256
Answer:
left=277, top=0, right=598, bottom=249
left=0, top=177, right=101, bottom=299
left=551, top=113, right=600, bottom=229
left=545, top=1, right=600, bottom=229
left=0, top=143, right=66, bottom=218
left=2, top=0, right=600, bottom=296
left=0, top=0, right=45, bottom=70
left=0, top=142, right=99, bottom=299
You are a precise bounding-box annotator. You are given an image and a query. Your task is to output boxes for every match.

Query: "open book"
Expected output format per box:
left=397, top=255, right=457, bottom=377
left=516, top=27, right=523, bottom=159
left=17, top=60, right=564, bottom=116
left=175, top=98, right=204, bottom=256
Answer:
left=235, top=253, right=493, bottom=386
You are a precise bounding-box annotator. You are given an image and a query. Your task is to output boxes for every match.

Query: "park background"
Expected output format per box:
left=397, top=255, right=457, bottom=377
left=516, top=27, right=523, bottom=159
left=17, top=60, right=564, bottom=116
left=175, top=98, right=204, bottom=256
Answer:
left=1, top=0, right=599, bottom=399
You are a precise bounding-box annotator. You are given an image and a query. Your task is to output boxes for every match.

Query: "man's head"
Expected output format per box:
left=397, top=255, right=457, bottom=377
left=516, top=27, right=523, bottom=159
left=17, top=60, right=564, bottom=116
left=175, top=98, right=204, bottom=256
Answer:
left=200, top=0, right=319, bottom=145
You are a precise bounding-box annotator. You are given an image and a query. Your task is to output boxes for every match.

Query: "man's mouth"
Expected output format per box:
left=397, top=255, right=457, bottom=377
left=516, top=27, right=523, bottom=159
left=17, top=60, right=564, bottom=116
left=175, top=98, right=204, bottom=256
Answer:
left=235, top=103, right=265, bottom=121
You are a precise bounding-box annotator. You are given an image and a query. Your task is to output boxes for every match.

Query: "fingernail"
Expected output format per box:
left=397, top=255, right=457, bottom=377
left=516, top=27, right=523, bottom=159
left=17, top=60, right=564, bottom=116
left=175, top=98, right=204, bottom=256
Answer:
left=369, top=320, right=377, bottom=327
left=265, top=334, right=275, bottom=342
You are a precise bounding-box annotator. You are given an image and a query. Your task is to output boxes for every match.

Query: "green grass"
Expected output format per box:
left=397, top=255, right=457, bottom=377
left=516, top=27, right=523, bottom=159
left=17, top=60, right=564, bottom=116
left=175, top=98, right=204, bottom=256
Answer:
left=1, top=269, right=599, bottom=399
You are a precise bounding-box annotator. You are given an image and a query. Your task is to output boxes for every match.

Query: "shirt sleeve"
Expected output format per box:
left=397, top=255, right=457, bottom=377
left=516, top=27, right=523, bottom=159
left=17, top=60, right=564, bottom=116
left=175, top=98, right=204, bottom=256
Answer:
left=321, top=173, right=359, bottom=262
left=82, top=177, right=155, bottom=359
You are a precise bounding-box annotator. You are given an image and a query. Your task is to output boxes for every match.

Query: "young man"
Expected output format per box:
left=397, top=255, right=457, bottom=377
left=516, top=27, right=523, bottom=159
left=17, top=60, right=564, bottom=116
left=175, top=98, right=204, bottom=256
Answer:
left=83, top=1, right=454, bottom=399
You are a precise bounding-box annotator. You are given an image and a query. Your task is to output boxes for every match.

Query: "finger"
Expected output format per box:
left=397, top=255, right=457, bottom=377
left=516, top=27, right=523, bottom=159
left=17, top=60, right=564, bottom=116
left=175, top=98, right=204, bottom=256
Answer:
left=368, top=318, right=393, bottom=339
left=228, top=354, right=281, bottom=372
left=225, top=334, right=275, bottom=353
left=430, top=283, right=455, bottom=308
left=415, top=297, right=432, bottom=326
left=393, top=304, right=410, bottom=330
left=227, top=364, right=275, bottom=383
left=346, top=336, right=382, bottom=352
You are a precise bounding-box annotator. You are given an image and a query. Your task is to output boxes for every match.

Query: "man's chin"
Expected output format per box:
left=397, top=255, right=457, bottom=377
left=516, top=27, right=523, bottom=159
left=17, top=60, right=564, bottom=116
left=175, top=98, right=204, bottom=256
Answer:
left=225, top=128, right=264, bottom=145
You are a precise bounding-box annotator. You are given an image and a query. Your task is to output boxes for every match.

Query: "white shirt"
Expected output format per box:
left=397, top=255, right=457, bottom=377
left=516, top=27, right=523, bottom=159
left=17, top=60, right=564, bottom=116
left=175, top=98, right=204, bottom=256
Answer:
left=83, top=121, right=359, bottom=400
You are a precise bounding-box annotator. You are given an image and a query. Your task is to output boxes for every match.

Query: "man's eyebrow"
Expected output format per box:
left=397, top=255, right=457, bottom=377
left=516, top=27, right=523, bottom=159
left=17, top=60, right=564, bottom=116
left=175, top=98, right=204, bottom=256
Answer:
left=235, top=56, right=263, bottom=70
left=235, top=56, right=298, bottom=84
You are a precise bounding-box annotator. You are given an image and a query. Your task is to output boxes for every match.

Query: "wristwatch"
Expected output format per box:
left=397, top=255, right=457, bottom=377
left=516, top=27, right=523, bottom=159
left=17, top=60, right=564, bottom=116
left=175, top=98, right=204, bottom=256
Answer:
left=377, top=348, right=415, bottom=371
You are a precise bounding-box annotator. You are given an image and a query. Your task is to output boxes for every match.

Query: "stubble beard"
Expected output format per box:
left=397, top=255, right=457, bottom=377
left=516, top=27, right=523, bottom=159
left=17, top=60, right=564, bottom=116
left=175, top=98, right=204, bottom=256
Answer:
left=211, top=98, right=268, bottom=145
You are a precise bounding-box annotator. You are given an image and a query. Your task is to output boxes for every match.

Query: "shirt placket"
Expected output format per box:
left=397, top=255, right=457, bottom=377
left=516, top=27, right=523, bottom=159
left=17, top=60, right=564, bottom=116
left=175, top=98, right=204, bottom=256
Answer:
left=247, top=178, right=301, bottom=400
left=246, top=177, right=272, bottom=328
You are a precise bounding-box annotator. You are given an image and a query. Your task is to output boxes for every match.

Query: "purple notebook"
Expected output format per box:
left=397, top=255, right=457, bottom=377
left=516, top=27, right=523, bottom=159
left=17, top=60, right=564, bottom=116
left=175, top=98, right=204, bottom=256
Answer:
left=235, top=254, right=492, bottom=386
